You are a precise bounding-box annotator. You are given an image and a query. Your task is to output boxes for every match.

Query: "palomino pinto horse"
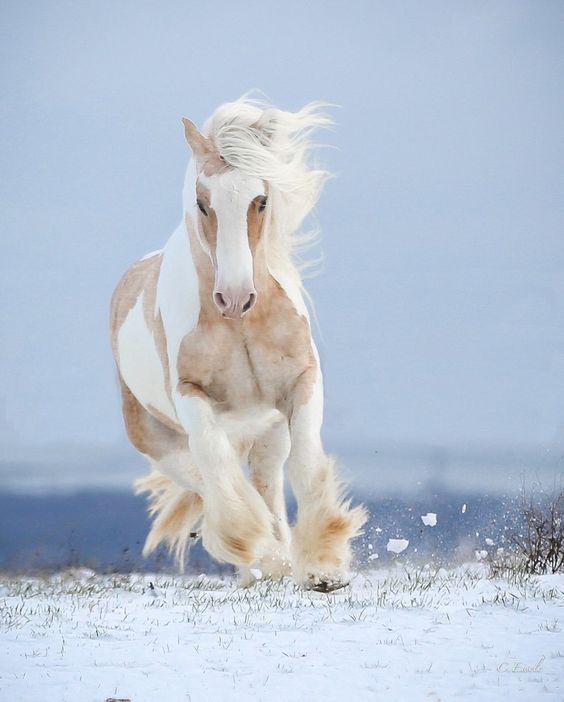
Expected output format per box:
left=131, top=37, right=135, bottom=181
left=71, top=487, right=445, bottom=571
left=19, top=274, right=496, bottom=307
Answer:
left=110, top=97, right=367, bottom=591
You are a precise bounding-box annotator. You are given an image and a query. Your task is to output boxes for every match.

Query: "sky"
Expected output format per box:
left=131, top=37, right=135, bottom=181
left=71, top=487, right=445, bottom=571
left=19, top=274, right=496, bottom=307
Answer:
left=1, top=0, right=563, bottom=457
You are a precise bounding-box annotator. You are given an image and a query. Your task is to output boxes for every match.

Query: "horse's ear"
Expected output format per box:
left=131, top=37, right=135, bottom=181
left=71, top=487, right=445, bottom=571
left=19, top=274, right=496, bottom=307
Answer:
left=182, top=118, right=212, bottom=159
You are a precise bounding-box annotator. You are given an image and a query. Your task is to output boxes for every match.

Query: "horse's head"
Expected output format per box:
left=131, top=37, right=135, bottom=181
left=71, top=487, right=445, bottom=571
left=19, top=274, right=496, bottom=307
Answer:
left=183, top=118, right=267, bottom=319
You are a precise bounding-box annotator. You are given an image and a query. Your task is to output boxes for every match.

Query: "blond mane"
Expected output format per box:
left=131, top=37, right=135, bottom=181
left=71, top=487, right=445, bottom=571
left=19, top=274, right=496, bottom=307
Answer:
left=202, top=94, right=333, bottom=275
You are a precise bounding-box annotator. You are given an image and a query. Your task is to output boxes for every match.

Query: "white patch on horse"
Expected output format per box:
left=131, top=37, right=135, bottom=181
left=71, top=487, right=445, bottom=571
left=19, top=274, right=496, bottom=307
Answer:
left=117, top=292, right=176, bottom=421
left=140, top=249, right=162, bottom=261
left=267, top=262, right=310, bottom=320
left=156, top=222, right=200, bottom=388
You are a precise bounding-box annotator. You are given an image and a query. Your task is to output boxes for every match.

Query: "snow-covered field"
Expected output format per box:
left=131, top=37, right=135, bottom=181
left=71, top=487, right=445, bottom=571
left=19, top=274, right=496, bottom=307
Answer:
left=1, top=565, right=563, bottom=701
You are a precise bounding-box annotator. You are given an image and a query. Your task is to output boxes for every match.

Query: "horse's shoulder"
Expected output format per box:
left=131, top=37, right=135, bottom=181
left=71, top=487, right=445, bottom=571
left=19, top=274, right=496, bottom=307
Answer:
left=110, top=251, right=162, bottom=355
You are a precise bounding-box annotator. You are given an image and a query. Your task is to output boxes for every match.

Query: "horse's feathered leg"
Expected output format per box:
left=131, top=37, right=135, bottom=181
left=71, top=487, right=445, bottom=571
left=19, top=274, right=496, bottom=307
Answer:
left=244, top=418, right=293, bottom=582
left=174, top=388, right=281, bottom=570
left=134, top=471, right=203, bottom=571
left=287, top=366, right=368, bottom=590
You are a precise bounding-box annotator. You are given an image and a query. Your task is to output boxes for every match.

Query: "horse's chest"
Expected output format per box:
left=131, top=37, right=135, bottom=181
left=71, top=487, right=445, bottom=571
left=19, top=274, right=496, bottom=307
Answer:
left=177, top=310, right=313, bottom=411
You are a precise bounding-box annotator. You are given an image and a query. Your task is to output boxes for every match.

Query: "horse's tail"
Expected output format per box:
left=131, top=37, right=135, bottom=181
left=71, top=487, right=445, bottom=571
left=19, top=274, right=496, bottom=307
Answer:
left=134, top=471, right=203, bottom=571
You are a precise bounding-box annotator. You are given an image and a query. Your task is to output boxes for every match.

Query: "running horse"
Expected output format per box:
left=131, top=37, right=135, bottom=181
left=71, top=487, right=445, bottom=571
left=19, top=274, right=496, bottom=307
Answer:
left=110, top=96, right=367, bottom=591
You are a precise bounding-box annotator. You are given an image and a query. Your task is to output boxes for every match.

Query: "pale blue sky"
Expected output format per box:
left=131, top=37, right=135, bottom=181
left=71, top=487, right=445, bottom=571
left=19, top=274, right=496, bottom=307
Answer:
left=1, top=1, right=563, bottom=454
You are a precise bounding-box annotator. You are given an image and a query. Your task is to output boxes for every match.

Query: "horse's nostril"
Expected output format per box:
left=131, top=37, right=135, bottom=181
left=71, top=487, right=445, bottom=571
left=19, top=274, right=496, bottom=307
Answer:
left=214, top=292, right=227, bottom=309
left=242, top=292, right=256, bottom=313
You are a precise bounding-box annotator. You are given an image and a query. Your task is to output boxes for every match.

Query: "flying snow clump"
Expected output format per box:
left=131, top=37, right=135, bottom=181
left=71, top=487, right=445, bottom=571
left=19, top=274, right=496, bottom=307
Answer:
left=387, top=539, right=409, bottom=554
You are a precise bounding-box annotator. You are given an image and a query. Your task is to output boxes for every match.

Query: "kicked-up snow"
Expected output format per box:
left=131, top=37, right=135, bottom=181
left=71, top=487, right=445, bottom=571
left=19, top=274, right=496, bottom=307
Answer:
left=386, top=538, right=409, bottom=554
left=1, top=564, right=563, bottom=701
left=421, top=512, right=437, bottom=527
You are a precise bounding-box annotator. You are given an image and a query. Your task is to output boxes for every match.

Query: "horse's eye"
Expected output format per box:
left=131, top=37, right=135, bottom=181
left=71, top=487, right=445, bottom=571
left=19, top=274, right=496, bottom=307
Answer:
left=197, top=199, right=208, bottom=216
left=258, top=196, right=268, bottom=213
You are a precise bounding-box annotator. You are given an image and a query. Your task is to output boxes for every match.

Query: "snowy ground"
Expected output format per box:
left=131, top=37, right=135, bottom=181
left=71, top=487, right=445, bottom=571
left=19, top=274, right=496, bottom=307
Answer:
left=1, top=565, right=563, bottom=701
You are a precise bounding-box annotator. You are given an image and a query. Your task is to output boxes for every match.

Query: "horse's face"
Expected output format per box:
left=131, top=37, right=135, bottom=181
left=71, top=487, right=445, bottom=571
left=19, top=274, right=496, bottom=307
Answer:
left=196, top=170, right=266, bottom=318
left=183, top=118, right=267, bottom=319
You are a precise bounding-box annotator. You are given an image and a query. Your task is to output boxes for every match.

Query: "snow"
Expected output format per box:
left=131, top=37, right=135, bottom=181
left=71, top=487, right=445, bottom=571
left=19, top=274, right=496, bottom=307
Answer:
left=386, top=538, right=409, bottom=554
left=3, top=565, right=561, bottom=701
left=421, top=512, right=437, bottom=527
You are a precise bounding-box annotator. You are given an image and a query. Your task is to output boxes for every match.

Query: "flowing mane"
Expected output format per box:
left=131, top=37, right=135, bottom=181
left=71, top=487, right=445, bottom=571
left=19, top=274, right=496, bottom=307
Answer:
left=201, top=95, right=332, bottom=272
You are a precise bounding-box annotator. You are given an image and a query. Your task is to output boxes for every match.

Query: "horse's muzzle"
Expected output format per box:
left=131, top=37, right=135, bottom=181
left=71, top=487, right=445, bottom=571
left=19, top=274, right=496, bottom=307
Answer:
left=213, top=289, right=257, bottom=318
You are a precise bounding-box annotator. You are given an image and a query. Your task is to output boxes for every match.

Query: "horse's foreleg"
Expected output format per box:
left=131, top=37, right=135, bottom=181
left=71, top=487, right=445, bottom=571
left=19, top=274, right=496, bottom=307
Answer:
left=174, top=387, right=279, bottom=570
left=287, top=369, right=368, bottom=591
left=242, top=419, right=293, bottom=583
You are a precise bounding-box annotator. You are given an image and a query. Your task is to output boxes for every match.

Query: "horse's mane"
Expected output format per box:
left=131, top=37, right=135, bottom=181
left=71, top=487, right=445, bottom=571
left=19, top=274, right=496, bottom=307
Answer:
left=203, top=94, right=332, bottom=275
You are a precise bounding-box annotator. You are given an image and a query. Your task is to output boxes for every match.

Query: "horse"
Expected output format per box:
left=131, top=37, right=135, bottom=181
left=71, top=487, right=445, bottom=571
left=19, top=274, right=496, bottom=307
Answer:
left=110, top=96, right=367, bottom=591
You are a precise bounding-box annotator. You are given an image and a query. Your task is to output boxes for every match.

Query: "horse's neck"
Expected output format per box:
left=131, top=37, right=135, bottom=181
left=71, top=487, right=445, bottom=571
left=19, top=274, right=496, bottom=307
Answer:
left=156, top=221, right=201, bottom=381
left=265, top=255, right=309, bottom=320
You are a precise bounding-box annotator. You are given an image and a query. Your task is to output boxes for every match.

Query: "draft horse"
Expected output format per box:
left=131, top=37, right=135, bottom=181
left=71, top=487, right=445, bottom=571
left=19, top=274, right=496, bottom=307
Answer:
left=110, top=97, right=367, bottom=591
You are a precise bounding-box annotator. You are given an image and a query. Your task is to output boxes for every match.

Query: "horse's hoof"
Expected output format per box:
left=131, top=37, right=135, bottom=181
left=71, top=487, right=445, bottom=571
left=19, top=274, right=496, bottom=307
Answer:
left=306, top=576, right=349, bottom=593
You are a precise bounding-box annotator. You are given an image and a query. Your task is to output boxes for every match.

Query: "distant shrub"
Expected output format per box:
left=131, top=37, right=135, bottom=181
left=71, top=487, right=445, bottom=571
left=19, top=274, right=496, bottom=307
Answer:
left=488, top=485, right=564, bottom=577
